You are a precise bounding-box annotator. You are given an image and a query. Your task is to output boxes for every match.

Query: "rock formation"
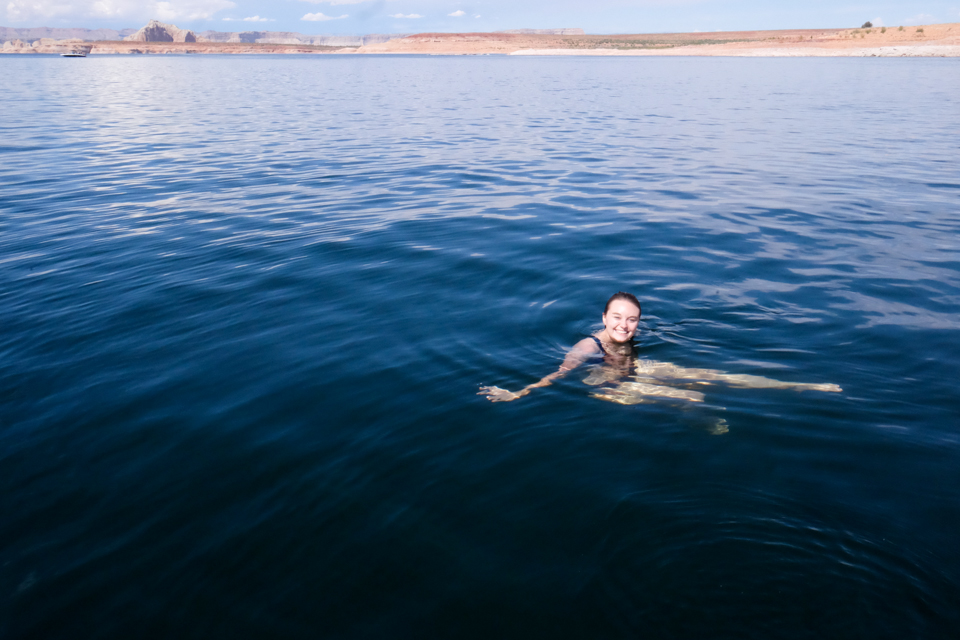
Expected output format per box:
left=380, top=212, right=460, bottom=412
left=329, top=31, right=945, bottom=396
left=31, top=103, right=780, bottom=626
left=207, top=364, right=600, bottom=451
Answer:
left=2, top=39, right=28, bottom=51
left=124, top=19, right=199, bottom=43
left=2, top=38, right=92, bottom=53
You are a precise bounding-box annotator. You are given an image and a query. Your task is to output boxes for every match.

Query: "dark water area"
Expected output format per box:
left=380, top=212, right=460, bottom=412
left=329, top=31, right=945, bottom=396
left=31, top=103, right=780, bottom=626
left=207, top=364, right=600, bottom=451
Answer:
left=2, top=54, right=959, bottom=638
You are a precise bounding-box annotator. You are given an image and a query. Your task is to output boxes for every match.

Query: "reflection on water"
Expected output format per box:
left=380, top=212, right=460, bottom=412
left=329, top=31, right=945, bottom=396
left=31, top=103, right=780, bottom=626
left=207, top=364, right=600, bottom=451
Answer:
left=2, top=55, right=959, bottom=638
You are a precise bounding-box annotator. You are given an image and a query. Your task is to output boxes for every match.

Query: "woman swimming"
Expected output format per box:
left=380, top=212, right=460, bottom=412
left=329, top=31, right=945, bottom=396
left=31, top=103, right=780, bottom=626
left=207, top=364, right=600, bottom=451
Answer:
left=479, top=292, right=642, bottom=402
left=478, top=291, right=841, bottom=404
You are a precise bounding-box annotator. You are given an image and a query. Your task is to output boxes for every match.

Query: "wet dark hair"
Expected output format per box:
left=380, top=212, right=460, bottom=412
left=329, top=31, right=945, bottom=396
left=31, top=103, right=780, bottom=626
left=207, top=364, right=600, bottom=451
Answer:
left=604, top=291, right=641, bottom=316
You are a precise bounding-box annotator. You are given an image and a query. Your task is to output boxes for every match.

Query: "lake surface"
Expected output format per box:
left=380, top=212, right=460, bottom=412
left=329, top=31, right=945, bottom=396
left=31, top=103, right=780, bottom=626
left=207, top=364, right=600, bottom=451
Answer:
left=2, top=54, right=959, bottom=638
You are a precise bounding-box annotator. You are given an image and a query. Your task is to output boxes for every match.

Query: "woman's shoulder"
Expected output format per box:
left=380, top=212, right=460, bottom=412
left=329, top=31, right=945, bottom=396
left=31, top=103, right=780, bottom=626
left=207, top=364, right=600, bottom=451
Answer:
left=572, top=335, right=604, bottom=355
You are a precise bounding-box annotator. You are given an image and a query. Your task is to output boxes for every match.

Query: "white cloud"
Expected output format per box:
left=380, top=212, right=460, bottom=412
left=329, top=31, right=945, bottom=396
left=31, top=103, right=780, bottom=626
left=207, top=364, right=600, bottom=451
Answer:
left=474, top=14, right=480, bottom=18
left=903, top=13, right=935, bottom=25
left=223, top=15, right=273, bottom=21
left=6, top=0, right=71, bottom=21
left=155, top=0, right=234, bottom=20
left=300, top=0, right=366, bottom=4
left=448, top=9, right=465, bottom=17
left=6, top=0, right=234, bottom=22
left=870, top=16, right=885, bottom=27
left=302, top=11, right=348, bottom=20
left=389, top=13, right=423, bottom=18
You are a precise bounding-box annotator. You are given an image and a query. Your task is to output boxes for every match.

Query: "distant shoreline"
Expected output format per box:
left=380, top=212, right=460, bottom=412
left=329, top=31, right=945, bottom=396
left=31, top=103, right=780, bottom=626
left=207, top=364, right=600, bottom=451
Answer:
left=4, top=22, right=958, bottom=57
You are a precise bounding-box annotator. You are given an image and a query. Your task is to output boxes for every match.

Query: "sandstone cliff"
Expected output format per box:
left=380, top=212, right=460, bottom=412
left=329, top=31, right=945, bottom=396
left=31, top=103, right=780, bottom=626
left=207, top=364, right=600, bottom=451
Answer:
left=2, top=38, right=92, bottom=53
left=2, top=39, right=28, bottom=51
left=124, top=19, right=200, bottom=43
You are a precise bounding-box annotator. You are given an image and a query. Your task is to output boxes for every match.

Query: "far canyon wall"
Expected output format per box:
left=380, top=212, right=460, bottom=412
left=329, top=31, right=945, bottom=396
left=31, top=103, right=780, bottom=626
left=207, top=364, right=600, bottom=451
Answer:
left=1, top=20, right=402, bottom=46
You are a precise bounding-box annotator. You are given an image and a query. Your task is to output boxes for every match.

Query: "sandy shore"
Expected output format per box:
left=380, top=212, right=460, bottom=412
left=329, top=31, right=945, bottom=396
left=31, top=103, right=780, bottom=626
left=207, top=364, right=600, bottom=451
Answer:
left=512, top=44, right=960, bottom=57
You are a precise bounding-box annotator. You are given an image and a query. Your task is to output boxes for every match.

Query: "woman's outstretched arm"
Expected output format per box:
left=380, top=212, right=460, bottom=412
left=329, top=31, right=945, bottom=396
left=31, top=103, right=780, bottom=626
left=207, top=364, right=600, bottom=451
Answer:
left=479, top=338, right=600, bottom=402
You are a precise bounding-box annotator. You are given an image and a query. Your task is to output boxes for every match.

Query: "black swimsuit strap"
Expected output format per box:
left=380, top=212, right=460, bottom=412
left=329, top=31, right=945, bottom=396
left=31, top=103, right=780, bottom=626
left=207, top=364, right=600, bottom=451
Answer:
left=590, top=335, right=607, bottom=355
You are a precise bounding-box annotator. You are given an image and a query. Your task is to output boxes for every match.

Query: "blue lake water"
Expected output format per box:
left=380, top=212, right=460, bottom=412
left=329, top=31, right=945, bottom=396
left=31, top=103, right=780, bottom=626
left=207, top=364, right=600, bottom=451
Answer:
left=2, top=54, right=959, bottom=638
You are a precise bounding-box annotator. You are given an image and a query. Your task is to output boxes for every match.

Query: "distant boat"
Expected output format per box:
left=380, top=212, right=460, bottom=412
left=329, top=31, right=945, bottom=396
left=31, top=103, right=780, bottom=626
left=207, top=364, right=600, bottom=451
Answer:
left=61, top=52, right=87, bottom=57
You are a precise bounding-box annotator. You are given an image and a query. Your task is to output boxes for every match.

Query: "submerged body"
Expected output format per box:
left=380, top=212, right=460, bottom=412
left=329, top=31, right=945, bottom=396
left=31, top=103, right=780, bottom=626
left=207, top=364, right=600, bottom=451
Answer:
left=479, top=292, right=841, bottom=406
left=585, top=357, right=841, bottom=405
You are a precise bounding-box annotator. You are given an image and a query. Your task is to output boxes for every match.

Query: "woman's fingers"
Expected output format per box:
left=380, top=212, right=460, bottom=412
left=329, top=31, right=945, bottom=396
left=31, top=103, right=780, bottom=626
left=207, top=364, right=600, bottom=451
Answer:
left=478, top=386, right=518, bottom=402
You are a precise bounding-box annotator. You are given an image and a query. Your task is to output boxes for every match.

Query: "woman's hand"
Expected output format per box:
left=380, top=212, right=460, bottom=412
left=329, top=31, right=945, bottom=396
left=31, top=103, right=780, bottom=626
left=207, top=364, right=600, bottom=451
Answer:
left=478, top=386, right=522, bottom=402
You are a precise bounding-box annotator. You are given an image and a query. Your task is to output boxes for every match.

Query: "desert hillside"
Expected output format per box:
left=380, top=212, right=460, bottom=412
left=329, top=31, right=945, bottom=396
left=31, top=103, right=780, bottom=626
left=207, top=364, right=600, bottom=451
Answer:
left=359, top=23, right=960, bottom=56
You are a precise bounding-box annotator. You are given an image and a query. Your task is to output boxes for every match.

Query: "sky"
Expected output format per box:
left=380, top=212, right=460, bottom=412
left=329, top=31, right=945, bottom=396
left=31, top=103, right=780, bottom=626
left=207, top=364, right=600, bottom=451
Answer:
left=4, top=0, right=960, bottom=35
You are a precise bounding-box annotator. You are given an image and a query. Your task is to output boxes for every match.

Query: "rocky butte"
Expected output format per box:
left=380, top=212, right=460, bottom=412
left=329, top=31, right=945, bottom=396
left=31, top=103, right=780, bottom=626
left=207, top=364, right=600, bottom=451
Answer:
left=123, top=19, right=199, bottom=43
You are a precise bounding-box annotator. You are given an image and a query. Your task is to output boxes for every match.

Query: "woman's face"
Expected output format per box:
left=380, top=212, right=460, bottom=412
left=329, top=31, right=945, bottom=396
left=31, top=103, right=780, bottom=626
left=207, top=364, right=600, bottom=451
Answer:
left=602, top=300, right=641, bottom=343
